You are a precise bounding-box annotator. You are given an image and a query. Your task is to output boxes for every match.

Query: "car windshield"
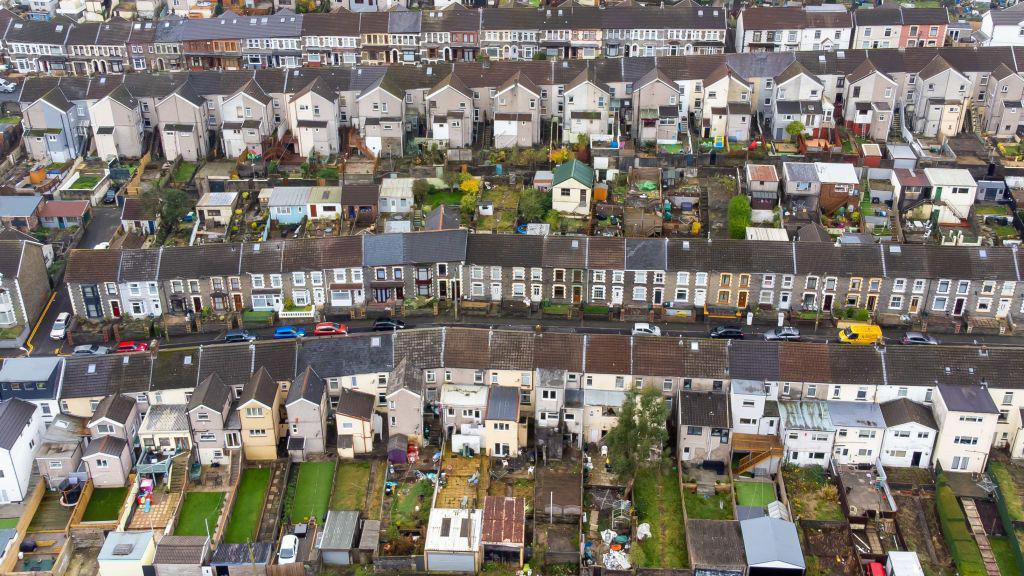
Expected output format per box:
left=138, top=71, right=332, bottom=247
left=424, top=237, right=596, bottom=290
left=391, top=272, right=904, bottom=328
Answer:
left=54, top=320, right=66, bottom=328
left=841, top=328, right=854, bottom=338
left=280, top=546, right=295, bottom=559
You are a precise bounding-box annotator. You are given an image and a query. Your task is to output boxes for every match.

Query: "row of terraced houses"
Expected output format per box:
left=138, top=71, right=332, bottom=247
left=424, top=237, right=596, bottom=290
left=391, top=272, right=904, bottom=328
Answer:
left=15, top=43, right=1024, bottom=162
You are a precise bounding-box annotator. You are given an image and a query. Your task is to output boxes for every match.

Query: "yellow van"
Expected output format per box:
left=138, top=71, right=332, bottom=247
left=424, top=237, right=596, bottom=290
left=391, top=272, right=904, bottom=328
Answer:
left=838, top=324, right=883, bottom=345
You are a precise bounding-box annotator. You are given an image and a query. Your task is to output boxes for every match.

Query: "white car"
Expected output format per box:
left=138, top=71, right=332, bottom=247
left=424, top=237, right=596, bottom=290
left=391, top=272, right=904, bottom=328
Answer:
left=49, top=312, right=70, bottom=340
left=93, top=242, right=110, bottom=250
left=277, top=534, right=298, bottom=565
left=0, top=79, right=16, bottom=93
left=631, top=323, right=662, bottom=337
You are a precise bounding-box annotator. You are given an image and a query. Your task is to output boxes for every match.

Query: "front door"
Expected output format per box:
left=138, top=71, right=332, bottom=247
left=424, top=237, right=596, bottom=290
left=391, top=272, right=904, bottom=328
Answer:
left=737, top=291, right=748, bottom=309
left=438, top=281, right=448, bottom=300
left=611, top=286, right=623, bottom=305
left=233, top=294, right=243, bottom=311
left=490, top=283, right=502, bottom=301
left=953, top=297, right=966, bottom=316
left=192, top=296, right=202, bottom=313
left=779, top=292, right=791, bottom=310
left=866, top=294, right=877, bottom=311
left=110, top=300, right=121, bottom=318
left=909, top=296, right=921, bottom=314
left=310, top=204, right=317, bottom=218
left=911, top=452, right=922, bottom=467
left=998, top=298, right=1011, bottom=318
left=573, top=285, right=584, bottom=304
left=822, top=293, right=833, bottom=311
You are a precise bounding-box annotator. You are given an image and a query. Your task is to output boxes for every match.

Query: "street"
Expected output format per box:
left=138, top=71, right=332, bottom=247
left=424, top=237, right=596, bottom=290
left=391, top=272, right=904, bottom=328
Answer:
left=21, top=206, right=122, bottom=357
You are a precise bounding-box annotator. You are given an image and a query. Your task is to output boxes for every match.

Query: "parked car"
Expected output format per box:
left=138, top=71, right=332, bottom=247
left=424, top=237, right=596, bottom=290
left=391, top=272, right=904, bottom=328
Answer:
left=93, top=242, right=110, bottom=250
left=274, top=326, right=305, bottom=339
left=49, top=312, right=71, bottom=340
left=0, top=79, right=16, bottom=93
left=901, top=331, right=939, bottom=345
left=277, top=534, right=298, bottom=565
left=313, top=322, right=348, bottom=336
left=102, top=189, right=118, bottom=204
left=224, top=329, right=257, bottom=343
left=372, top=318, right=406, bottom=331
left=631, top=323, right=662, bottom=337
left=710, top=325, right=745, bottom=339
left=114, top=340, right=149, bottom=353
left=763, top=326, right=801, bottom=341
left=71, top=344, right=109, bottom=356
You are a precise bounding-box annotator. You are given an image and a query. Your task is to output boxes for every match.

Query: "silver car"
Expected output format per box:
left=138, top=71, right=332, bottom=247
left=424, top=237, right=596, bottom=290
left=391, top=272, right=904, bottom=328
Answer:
left=763, top=326, right=801, bottom=341
left=71, top=344, right=109, bottom=356
left=902, top=331, right=939, bottom=345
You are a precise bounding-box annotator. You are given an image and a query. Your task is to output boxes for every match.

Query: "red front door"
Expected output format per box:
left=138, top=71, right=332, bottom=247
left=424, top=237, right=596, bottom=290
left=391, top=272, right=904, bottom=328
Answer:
left=110, top=301, right=121, bottom=318
left=310, top=204, right=317, bottom=218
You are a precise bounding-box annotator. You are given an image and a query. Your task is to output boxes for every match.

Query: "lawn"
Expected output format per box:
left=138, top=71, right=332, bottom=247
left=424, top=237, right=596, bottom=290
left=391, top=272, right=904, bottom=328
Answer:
left=173, top=161, right=197, bottom=183
left=989, top=536, right=1022, bottom=576
left=423, top=188, right=463, bottom=209
left=683, top=489, right=734, bottom=520
left=224, top=467, right=271, bottom=543
left=936, top=474, right=987, bottom=576
left=69, top=175, right=101, bottom=189
left=0, top=518, right=17, bottom=529
left=735, top=481, right=776, bottom=507
left=174, top=492, right=225, bottom=536
left=975, top=204, right=1009, bottom=216
left=477, top=186, right=521, bottom=233
left=285, top=461, right=335, bottom=524
left=330, top=461, right=371, bottom=510
left=782, top=464, right=844, bottom=521
left=632, top=467, right=688, bottom=568
left=390, top=479, right=433, bottom=529
left=81, top=487, right=129, bottom=522
left=0, top=325, right=22, bottom=340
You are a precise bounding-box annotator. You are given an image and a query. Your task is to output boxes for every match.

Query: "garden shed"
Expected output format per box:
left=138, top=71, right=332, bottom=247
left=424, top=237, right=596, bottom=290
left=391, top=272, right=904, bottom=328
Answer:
left=318, top=509, right=360, bottom=565
left=424, top=508, right=483, bottom=573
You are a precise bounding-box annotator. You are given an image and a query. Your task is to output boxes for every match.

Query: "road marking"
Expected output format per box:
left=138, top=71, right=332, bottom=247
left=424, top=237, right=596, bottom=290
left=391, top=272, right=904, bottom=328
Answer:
left=25, top=291, right=57, bottom=356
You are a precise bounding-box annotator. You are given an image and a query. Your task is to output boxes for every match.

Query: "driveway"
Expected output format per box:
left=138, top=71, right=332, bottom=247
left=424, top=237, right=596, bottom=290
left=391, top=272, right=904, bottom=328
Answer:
left=79, top=205, right=121, bottom=249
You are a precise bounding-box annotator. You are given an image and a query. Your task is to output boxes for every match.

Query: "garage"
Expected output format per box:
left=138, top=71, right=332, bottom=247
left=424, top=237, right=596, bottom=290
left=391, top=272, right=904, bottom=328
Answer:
left=318, top=510, right=360, bottom=566
left=424, top=508, right=483, bottom=573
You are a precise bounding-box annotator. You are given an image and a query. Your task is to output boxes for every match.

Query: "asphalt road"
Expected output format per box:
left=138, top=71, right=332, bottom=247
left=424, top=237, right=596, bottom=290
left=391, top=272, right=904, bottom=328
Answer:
left=24, top=206, right=122, bottom=357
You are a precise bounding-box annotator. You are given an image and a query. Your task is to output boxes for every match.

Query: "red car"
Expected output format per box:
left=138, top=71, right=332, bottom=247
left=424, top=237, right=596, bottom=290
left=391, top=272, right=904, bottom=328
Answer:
left=114, top=340, right=149, bottom=353
left=313, top=322, right=348, bottom=336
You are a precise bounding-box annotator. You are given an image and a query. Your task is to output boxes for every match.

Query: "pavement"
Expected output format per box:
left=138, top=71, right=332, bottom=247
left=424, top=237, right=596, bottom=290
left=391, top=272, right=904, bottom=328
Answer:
left=21, top=206, right=122, bottom=357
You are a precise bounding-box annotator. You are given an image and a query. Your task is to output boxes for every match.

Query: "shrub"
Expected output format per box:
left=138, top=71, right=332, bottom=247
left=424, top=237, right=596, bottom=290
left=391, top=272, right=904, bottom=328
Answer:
left=460, top=178, right=480, bottom=195
left=727, top=195, right=752, bottom=239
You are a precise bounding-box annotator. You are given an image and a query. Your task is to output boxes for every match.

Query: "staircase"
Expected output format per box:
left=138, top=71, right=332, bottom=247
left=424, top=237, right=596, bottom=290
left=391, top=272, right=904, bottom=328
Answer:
left=733, top=433, right=785, bottom=475
left=412, top=209, right=424, bottom=229
left=890, top=106, right=902, bottom=138
left=865, top=523, right=885, bottom=555
left=962, top=498, right=1002, bottom=576
left=228, top=450, right=242, bottom=487
left=168, top=452, right=189, bottom=492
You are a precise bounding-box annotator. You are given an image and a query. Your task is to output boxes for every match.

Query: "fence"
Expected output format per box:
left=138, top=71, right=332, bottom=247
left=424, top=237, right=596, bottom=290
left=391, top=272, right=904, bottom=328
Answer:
left=125, top=152, right=150, bottom=197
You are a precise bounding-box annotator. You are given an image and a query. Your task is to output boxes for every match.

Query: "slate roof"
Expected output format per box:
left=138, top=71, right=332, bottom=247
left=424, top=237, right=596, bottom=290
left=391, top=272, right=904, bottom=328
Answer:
left=688, top=520, right=746, bottom=571
left=252, top=340, right=297, bottom=382
left=424, top=204, right=461, bottom=231
left=486, top=386, right=519, bottom=421
left=297, top=334, right=393, bottom=377
left=0, top=399, right=37, bottom=450
left=677, top=391, right=729, bottom=428
left=153, top=535, right=209, bottom=565
left=937, top=384, right=999, bottom=414
left=62, top=354, right=152, bottom=397
left=90, top=394, right=135, bottom=426
left=151, top=348, right=200, bottom=391
left=84, top=434, right=127, bottom=457
left=189, top=373, right=231, bottom=413
left=196, top=344, right=253, bottom=389
left=443, top=327, right=490, bottom=368
left=0, top=240, right=31, bottom=278
left=288, top=366, right=325, bottom=406
left=335, top=388, right=376, bottom=420
left=879, top=398, right=937, bottom=429
left=465, top=234, right=543, bottom=267
left=238, top=367, right=277, bottom=409
left=624, top=238, right=666, bottom=271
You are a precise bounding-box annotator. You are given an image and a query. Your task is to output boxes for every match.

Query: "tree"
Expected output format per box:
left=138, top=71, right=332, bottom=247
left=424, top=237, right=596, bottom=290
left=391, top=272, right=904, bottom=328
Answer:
left=139, top=183, right=191, bottom=236
left=549, top=147, right=572, bottom=164
left=442, top=171, right=464, bottom=193
left=727, top=195, right=752, bottom=240
left=412, top=179, right=433, bottom=206
left=785, top=120, right=806, bottom=142
left=459, top=192, right=477, bottom=220
left=459, top=178, right=480, bottom=195
left=518, top=187, right=551, bottom=222
left=603, top=387, right=669, bottom=479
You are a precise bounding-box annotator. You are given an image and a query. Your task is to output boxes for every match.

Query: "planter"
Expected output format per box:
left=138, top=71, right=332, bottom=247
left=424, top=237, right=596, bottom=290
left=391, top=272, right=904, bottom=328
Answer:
left=835, top=318, right=872, bottom=330
left=402, top=307, right=435, bottom=318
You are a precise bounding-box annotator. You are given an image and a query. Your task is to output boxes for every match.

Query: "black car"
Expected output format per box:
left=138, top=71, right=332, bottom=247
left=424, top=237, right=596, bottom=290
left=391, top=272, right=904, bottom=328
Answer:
left=224, top=329, right=257, bottom=343
left=372, top=317, right=407, bottom=331
left=710, top=325, right=745, bottom=339
left=102, top=189, right=118, bottom=204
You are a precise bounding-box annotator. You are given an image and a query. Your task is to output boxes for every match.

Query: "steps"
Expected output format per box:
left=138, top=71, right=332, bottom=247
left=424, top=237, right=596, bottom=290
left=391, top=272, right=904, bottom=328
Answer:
left=890, top=107, right=902, bottom=138
left=962, top=498, right=1002, bottom=576
left=228, top=450, right=242, bottom=487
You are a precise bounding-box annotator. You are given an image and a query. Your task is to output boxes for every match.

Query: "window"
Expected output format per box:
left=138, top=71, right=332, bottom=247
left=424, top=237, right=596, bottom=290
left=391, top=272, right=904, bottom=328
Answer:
left=95, top=459, right=109, bottom=469
left=249, top=429, right=268, bottom=437
left=245, top=407, right=264, bottom=417
left=95, top=424, right=114, bottom=435
left=687, top=426, right=702, bottom=436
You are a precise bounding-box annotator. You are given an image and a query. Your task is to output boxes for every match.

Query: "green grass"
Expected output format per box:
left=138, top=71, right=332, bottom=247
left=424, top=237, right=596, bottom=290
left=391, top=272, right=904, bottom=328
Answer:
left=990, top=536, right=1022, bottom=576
left=330, top=461, right=371, bottom=510
left=423, top=189, right=463, bottom=208
left=224, top=467, right=271, bottom=543
left=735, top=481, right=776, bottom=507
left=0, top=325, right=23, bottom=340
left=81, top=487, right=129, bottom=522
left=683, top=489, right=734, bottom=520
left=173, top=162, right=197, bottom=183
left=632, top=467, right=688, bottom=568
left=69, top=175, right=101, bottom=189
left=993, top=225, right=1018, bottom=239
left=242, top=310, right=274, bottom=324
left=0, top=518, right=17, bottom=529
left=782, top=465, right=845, bottom=521
left=583, top=305, right=609, bottom=315
left=834, top=307, right=872, bottom=322
left=542, top=302, right=570, bottom=315
left=936, top=475, right=987, bottom=576
left=285, top=461, right=335, bottom=524
left=975, top=204, right=1008, bottom=216
left=0, top=116, right=21, bottom=125
left=174, top=492, right=225, bottom=536
left=390, top=480, right=433, bottom=529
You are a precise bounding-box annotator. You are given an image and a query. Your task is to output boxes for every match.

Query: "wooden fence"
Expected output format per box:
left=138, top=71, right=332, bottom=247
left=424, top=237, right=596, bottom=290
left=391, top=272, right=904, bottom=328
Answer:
left=125, top=152, right=150, bottom=197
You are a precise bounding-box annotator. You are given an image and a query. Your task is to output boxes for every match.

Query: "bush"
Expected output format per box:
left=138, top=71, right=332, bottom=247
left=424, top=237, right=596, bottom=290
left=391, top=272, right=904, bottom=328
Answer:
left=518, top=187, right=551, bottom=222
left=727, top=195, right=752, bottom=239
left=460, top=193, right=477, bottom=219
left=460, top=178, right=480, bottom=195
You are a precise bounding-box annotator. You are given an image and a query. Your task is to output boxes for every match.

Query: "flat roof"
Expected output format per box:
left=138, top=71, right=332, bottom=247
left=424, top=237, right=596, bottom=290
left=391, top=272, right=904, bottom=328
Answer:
left=197, top=192, right=239, bottom=207
left=924, top=168, right=976, bottom=187
left=98, top=531, right=152, bottom=562
left=826, top=401, right=885, bottom=429
left=779, top=400, right=834, bottom=431
left=814, top=162, right=859, bottom=185
left=425, top=508, right=482, bottom=553
left=440, top=384, right=489, bottom=407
